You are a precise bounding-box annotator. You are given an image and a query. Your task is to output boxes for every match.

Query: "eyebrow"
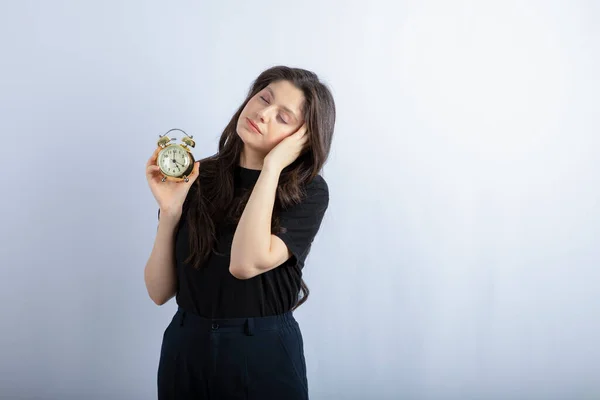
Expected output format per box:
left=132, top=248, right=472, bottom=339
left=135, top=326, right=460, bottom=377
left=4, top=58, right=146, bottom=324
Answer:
left=267, top=87, right=299, bottom=122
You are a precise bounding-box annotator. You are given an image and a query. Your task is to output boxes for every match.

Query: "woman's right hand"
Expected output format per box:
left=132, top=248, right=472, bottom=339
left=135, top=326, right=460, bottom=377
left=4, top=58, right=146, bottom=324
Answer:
left=145, top=147, right=200, bottom=218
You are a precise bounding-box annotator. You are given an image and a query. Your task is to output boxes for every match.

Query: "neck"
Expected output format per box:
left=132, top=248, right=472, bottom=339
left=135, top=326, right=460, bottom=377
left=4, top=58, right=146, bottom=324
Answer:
left=239, top=146, right=265, bottom=170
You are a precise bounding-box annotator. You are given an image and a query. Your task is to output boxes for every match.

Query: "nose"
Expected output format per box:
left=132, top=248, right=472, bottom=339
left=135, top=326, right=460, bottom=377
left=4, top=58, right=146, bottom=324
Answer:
left=256, top=109, right=267, bottom=123
left=256, top=105, right=274, bottom=123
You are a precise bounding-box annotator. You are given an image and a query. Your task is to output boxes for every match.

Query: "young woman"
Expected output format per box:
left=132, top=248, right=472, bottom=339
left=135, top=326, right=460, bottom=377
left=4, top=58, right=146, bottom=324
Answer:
left=144, top=65, right=336, bottom=399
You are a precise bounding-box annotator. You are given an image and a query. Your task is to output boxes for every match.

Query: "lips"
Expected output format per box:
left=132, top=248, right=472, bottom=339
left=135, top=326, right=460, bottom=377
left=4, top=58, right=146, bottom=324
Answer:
left=246, top=118, right=261, bottom=134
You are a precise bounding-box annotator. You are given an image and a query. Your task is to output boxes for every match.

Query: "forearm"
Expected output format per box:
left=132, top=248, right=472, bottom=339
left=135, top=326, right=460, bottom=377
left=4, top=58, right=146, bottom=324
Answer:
left=230, top=166, right=281, bottom=275
left=144, top=212, right=180, bottom=305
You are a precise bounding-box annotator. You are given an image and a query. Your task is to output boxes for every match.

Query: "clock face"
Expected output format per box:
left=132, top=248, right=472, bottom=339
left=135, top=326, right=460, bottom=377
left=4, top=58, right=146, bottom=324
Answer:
left=157, top=145, right=191, bottom=177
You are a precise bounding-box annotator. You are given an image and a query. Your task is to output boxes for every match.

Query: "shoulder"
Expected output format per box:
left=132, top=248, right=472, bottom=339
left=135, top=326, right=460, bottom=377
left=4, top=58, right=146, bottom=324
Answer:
left=304, top=174, right=329, bottom=200
left=281, top=173, right=329, bottom=215
left=300, top=174, right=329, bottom=210
left=307, top=173, right=328, bottom=191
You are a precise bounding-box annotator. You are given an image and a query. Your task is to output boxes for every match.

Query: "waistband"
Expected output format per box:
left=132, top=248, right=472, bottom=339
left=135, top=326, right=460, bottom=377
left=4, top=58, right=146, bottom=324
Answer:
left=174, top=306, right=297, bottom=336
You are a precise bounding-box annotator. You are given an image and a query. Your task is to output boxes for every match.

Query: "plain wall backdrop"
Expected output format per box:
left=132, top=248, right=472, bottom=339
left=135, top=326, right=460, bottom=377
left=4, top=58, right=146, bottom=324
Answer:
left=1, top=0, right=599, bottom=399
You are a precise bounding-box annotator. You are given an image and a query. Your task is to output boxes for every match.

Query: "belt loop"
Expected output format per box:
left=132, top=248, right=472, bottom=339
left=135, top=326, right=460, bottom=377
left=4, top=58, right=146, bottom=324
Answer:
left=179, top=310, right=186, bottom=327
left=245, top=318, right=254, bottom=336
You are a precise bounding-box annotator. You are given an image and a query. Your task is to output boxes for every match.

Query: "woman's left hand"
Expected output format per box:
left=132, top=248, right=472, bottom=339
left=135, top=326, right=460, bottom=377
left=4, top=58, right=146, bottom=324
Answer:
left=263, top=124, right=309, bottom=172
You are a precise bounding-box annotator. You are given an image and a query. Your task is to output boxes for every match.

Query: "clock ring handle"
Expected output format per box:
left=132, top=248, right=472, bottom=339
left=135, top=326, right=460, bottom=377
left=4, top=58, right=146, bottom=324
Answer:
left=162, top=128, right=193, bottom=139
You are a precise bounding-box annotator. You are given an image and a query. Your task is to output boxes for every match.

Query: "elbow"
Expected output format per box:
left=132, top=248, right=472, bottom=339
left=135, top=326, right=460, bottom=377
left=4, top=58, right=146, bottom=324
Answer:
left=147, top=290, right=174, bottom=306
left=149, top=294, right=168, bottom=306
left=152, top=297, right=168, bottom=306
left=144, top=270, right=176, bottom=306
left=229, top=263, right=258, bottom=280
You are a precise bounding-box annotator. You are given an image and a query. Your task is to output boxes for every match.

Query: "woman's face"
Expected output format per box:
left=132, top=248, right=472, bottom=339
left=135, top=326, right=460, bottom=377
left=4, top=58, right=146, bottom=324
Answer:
left=237, top=80, right=305, bottom=155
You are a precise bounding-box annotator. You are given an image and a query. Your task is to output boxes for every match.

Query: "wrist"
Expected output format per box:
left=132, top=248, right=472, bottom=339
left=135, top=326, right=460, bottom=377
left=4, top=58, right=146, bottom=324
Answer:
left=262, top=161, right=283, bottom=176
left=159, top=206, right=182, bottom=221
left=261, top=167, right=282, bottom=182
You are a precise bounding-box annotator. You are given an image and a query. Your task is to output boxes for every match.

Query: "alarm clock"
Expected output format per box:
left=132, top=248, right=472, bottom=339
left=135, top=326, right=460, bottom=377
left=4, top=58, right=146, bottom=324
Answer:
left=156, top=128, right=196, bottom=182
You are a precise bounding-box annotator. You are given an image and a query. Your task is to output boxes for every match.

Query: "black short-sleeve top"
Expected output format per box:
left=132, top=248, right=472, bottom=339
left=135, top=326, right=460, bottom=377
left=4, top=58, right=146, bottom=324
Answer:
left=160, top=165, right=329, bottom=318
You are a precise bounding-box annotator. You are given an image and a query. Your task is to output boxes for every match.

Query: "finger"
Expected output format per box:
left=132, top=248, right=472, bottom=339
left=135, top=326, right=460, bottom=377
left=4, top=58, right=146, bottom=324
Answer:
left=297, top=123, right=308, bottom=136
left=291, top=123, right=306, bottom=138
left=146, top=164, right=160, bottom=175
left=300, top=136, right=309, bottom=149
left=146, top=164, right=161, bottom=179
left=185, top=161, right=201, bottom=185
left=298, top=126, right=309, bottom=141
left=188, top=161, right=200, bottom=178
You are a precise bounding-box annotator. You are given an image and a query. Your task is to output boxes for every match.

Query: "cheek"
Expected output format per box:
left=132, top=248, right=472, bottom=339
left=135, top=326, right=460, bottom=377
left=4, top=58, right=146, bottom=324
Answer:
left=245, top=98, right=262, bottom=114
left=263, top=135, right=281, bottom=149
left=240, top=105, right=252, bottom=118
left=267, top=125, right=292, bottom=140
left=239, top=102, right=254, bottom=119
left=261, top=130, right=286, bottom=147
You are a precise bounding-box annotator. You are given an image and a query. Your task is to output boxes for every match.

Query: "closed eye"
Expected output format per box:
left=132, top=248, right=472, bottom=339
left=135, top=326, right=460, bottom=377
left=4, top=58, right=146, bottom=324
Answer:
left=260, top=96, right=288, bottom=124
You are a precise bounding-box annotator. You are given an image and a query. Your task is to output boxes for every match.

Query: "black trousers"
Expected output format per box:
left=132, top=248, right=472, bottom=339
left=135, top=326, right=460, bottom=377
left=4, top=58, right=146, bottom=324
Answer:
left=157, top=306, right=309, bottom=399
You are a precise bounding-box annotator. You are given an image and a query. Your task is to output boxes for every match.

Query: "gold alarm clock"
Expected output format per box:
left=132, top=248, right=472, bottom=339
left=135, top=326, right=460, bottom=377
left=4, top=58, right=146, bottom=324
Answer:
left=156, top=128, right=196, bottom=182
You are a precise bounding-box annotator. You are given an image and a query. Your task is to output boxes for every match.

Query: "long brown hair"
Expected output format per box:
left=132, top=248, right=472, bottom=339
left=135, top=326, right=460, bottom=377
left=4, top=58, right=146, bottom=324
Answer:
left=183, top=65, right=336, bottom=310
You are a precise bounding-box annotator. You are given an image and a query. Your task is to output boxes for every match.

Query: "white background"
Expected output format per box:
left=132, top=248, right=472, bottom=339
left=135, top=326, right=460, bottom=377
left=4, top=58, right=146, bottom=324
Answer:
left=1, top=0, right=598, bottom=399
